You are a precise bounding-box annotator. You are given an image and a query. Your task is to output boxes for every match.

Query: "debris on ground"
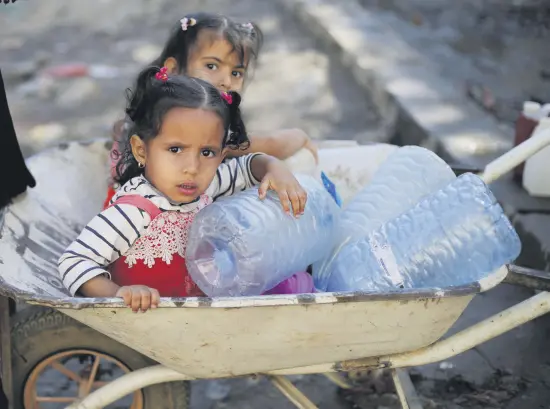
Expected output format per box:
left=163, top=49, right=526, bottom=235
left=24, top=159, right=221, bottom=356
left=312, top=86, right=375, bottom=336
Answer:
left=337, top=370, right=401, bottom=409
left=413, top=369, right=528, bottom=409
left=337, top=368, right=529, bottom=409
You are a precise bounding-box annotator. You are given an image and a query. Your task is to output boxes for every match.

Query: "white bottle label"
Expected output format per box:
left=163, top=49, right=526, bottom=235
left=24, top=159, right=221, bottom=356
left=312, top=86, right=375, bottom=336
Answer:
left=369, top=236, right=404, bottom=288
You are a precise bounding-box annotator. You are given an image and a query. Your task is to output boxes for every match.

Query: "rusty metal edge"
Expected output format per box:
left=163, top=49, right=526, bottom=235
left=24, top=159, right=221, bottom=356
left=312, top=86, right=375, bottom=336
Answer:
left=0, top=282, right=481, bottom=310
left=504, top=264, right=550, bottom=291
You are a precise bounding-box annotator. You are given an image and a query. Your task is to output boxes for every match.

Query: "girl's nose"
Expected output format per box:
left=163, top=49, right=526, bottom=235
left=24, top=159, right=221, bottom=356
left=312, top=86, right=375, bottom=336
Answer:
left=218, top=72, right=232, bottom=92
left=182, top=155, right=199, bottom=175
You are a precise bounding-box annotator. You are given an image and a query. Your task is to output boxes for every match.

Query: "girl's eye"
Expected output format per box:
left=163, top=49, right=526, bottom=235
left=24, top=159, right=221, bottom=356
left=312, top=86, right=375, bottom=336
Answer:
left=201, top=149, right=215, bottom=158
left=206, top=63, right=218, bottom=70
left=232, top=71, right=243, bottom=78
left=169, top=147, right=181, bottom=153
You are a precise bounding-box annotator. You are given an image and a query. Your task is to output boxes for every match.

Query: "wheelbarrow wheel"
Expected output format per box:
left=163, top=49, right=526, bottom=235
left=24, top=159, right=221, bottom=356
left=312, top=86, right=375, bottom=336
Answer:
left=10, top=306, right=190, bottom=409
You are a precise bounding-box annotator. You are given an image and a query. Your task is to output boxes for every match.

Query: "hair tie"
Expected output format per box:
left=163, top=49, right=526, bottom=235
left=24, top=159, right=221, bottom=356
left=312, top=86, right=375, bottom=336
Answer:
left=221, top=92, right=233, bottom=105
left=181, top=17, right=197, bottom=31
left=242, top=22, right=254, bottom=32
left=155, top=67, right=169, bottom=82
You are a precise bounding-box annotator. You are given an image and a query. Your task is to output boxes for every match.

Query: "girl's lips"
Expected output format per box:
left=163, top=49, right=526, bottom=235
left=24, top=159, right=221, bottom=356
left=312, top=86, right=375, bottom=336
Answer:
left=178, top=183, right=198, bottom=195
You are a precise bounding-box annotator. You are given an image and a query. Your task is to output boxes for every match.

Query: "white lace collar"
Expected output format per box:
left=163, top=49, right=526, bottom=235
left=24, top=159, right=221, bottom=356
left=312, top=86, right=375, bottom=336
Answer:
left=113, top=176, right=206, bottom=213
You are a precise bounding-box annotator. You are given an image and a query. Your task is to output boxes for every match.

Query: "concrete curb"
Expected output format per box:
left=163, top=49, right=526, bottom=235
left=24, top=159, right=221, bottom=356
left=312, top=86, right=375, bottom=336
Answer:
left=279, top=0, right=513, bottom=168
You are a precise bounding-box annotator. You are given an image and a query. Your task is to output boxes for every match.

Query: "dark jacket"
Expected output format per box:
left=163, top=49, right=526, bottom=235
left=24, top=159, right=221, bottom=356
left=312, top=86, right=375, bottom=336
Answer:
left=0, top=68, right=36, bottom=208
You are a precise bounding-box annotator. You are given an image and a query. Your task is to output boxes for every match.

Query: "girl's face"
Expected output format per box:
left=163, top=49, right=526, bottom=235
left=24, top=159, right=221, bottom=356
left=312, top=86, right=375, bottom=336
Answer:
left=166, top=32, right=248, bottom=93
left=131, top=107, right=226, bottom=203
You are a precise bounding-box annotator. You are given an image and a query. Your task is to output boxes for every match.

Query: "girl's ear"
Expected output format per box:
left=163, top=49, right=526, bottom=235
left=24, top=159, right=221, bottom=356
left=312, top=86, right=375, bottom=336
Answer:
left=130, top=134, right=147, bottom=166
left=221, top=147, right=229, bottom=160
left=163, top=57, right=179, bottom=74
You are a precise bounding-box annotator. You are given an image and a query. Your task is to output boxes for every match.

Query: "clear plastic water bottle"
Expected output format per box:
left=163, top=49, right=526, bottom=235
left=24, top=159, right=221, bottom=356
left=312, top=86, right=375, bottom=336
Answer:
left=314, top=146, right=456, bottom=291
left=325, top=173, right=521, bottom=292
left=186, top=175, right=339, bottom=297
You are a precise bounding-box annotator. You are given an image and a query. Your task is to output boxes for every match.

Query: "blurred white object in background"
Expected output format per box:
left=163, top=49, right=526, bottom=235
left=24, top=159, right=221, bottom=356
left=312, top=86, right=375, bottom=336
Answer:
left=284, top=140, right=399, bottom=205
left=523, top=118, right=550, bottom=197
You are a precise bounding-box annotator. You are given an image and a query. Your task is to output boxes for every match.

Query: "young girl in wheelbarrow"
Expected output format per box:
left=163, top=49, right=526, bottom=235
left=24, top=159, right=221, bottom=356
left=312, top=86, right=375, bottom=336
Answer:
left=104, top=12, right=318, bottom=207
left=59, top=67, right=312, bottom=312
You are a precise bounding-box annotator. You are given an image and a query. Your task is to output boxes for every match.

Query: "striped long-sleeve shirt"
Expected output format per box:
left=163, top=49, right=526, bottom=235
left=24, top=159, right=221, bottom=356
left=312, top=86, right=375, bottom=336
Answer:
left=59, top=154, right=261, bottom=296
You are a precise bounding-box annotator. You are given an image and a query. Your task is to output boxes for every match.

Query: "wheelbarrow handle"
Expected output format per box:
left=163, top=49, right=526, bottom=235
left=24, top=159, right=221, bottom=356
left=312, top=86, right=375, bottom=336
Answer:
left=480, top=127, right=550, bottom=184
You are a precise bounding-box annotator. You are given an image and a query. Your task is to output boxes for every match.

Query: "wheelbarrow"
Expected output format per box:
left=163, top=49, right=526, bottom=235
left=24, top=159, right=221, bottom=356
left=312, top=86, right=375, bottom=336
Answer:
left=1, top=130, right=550, bottom=409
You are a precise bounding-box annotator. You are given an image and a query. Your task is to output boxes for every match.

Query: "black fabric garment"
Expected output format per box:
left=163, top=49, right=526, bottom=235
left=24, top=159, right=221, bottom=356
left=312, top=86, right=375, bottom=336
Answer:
left=0, top=378, right=8, bottom=408
left=0, top=68, right=36, bottom=208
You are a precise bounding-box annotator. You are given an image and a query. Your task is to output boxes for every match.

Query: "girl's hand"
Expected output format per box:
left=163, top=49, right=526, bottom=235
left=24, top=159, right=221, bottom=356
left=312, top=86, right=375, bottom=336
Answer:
left=116, top=285, right=160, bottom=313
left=258, top=161, right=308, bottom=217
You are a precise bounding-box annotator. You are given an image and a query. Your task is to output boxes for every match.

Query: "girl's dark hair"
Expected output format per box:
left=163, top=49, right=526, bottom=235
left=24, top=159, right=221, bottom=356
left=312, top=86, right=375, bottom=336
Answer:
left=152, top=12, right=263, bottom=79
left=115, top=66, right=248, bottom=185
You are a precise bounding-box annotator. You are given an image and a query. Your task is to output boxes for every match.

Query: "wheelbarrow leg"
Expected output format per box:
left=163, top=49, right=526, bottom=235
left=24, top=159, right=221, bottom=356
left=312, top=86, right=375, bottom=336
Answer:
left=269, top=375, right=318, bottom=409
left=322, top=372, right=353, bottom=389
left=392, top=369, right=424, bottom=409
left=65, top=365, right=191, bottom=409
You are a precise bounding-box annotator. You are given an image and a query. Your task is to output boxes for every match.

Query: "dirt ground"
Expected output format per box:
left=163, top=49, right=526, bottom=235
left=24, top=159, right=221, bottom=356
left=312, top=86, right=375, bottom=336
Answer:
left=1, top=0, right=383, bottom=157
left=358, top=0, right=550, bottom=127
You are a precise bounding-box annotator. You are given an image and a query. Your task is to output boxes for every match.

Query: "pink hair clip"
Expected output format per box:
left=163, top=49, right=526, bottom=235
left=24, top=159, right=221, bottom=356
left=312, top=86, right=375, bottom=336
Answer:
left=180, top=17, right=197, bottom=31
left=242, top=22, right=254, bottom=31
left=221, top=92, right=233, bottom=105
left=155, top=67, right=169, bottom=82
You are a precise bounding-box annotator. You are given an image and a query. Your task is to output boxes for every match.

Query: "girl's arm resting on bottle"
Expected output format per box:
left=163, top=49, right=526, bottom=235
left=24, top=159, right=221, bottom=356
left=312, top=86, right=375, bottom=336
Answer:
left=58, top=204, right=150, bottom=297
left=228, top=129, right=318, bottom=162
left=206, top=154, right=307, bottom=216
left=207, top=153, right=263, bottom=200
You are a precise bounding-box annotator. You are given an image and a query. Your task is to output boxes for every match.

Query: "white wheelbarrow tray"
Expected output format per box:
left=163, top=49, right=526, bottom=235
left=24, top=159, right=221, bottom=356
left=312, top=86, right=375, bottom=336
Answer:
left=1, top=138, right=550, bottom=409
